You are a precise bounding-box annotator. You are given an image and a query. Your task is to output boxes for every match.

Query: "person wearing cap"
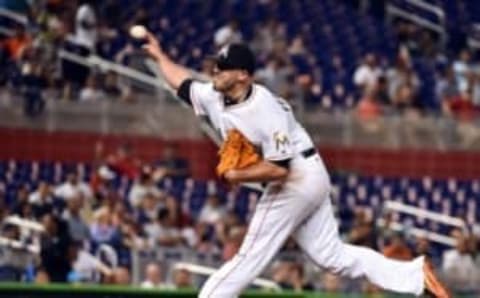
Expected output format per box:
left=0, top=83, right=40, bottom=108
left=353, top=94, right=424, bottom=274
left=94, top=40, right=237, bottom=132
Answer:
left=142, top=32, right=450, bottom=298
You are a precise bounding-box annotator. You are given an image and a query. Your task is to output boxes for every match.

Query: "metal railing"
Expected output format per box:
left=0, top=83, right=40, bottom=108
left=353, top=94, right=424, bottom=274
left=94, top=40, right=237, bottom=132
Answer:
left=386, top=0, right=447, bottom=45
left=378, top=200, right=479, bottom=247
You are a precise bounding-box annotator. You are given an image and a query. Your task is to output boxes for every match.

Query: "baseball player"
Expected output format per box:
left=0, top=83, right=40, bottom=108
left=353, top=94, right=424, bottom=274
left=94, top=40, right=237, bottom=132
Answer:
left=142, top=32, right=450, bottom=298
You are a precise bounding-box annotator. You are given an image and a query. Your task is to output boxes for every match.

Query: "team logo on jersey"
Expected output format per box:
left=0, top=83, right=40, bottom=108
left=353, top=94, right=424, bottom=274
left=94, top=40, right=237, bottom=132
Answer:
left=274, top=131, right=289, bottom=152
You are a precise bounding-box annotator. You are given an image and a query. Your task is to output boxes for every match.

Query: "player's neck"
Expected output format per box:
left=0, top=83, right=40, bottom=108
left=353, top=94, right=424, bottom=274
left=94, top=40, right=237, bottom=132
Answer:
left=225, top=84, right=252, bottom=103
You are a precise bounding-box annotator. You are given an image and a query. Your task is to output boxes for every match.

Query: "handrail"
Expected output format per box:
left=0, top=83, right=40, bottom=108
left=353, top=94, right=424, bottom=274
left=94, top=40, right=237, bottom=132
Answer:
left=174, top=262, right=282, bottom=291
left=0, top=26, right=14, bottom=37
left=386, top=4, right=445, bottom=36
left=404, top=0, right=445, bottom=21
left=376, top=218, right=456, bottom=246
left=384, top=201, right=466, bottom=229
left=58, top=49, right=166, bottom=90
left=0, top=8, right=28, bottom=25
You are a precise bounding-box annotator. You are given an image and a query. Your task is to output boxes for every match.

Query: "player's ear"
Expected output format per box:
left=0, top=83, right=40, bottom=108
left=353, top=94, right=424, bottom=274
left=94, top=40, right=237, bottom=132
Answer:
left=238, top=70, right=250, bottom=82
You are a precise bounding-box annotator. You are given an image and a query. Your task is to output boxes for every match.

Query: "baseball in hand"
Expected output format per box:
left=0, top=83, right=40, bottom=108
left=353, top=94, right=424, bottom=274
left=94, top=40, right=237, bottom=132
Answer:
left=129, top=25, right=147, bottom=39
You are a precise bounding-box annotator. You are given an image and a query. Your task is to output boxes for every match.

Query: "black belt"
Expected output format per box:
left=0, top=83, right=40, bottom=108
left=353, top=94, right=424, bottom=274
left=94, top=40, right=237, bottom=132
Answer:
left=301, top=148, right=317, bottom=158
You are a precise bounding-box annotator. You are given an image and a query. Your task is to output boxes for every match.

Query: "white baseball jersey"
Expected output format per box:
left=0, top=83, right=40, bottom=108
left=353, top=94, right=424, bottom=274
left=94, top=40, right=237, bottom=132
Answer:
left=180, top=80, right=314, bottom=162
left=178, top=79, right=425, bottom=298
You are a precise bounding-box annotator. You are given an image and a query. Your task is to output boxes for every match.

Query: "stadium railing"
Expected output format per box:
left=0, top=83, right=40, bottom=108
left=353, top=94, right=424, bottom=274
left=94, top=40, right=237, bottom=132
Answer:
left=386, top=0, right=446, bottom=45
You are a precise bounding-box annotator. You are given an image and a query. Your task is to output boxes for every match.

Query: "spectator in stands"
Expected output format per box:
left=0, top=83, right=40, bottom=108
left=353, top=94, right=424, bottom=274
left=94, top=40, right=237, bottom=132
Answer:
left=414, top=236, right=441, bottom=267
left=172, top=268, right=193, bottom=289
left=221, top=225, right=247, bottom=262
left=214, top=20, right=243, bottom=48
left=391, top=83, right=419, bottom=111
left=288, top=263, right=315, bottom=292
left=74, top=0, right=97, bottom=51
left=386, top=51, right=421, bottom=102
left=443, top=89, right=480, bottom=148
left=442, top=231, right=479, bottom=292
left=347, top=209, right=377, bottom=249
left=442, top=88, right=477, bottom=120
left=62, top=196, right=90, bottom=245
left=111, top=267, right=131, bottom=285
left=255, top=56, right=291, bottom=94
left=198, top=195, right=225, bottom=225
left=2, top=25, right=32, bottom=61
left=40, top=214, right=75, bottom=282
left=136, top=192, right=161, bottom=224
left=271, top=260, right=293, bottom=289
left=35, top=268, right=50, bottom=284
left=251, top=18, right=286, bottom=54
left=471, top=71, right=480, bottom=106
left=11, top=184, right=30, bottom=216
left=155, top=144, right=190, bottom=180
left=382, top=233, right=413, bottom=261
left=0, top=224, right=33, bottom=281
left=144, top=208, right=183, bottom=247
left=356, top=85, right=383, bottom=122
left=330, top=54, right=348, bottom=88
left=20, top=63, right=47, bottom=117
left=55, top=171, right=93, bottom=202
left=141, top=263, right=167, bottom=289
left=106, top=143, right=141, bottom=180
left=103, top=72, right=122, bottom=99
left=453, top=49, right=472, bottom=93
left=193, top=222, right=217, bottom=254
left=436, top=65, right=460, bottom=104
left=29, top=181, right=54, bottom=218
left=128, top=166, right=162, bottom=209
left=89, top=165, right=116, bottom=203
left=79, top=75, right=105, bottom=102
left=376, top=76, right=391, bottom=105
left=89, top=207, right=116, bottom=245
left=321, top=272, right=342, bottom=293
left=353, top=53, right=382, bottom=92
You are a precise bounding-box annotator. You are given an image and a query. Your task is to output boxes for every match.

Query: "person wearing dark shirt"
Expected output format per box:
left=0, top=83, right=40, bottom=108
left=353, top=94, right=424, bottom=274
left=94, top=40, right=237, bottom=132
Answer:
left=155, top=144, right=190, bottom=180
left=39, top=214, right=75, bottom=282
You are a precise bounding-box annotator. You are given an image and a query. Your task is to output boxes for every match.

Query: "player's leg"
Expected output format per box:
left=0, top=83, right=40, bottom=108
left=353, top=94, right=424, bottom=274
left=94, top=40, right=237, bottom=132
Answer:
left=293, top=197, right=425, bottom=296
left=198, top=190, right=312, bottom=298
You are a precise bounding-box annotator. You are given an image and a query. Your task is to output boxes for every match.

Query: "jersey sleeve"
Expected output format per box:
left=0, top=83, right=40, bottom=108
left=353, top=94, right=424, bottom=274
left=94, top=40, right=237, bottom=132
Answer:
left=177, top=79, right=211, bottom=116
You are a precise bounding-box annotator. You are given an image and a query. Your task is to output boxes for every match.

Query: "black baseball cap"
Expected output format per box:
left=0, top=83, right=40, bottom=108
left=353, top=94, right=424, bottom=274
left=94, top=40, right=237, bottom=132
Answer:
left=214, top=43, right=256, bottom=75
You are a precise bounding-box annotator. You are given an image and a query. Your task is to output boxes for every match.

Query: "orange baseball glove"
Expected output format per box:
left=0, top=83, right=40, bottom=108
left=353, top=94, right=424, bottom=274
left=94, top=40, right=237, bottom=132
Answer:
left=216, top=129, right=261, bottom=178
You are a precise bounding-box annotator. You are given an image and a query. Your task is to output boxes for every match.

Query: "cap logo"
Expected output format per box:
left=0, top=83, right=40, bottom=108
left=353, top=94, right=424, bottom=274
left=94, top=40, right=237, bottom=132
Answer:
left=219, top=45, right=230, bottom=59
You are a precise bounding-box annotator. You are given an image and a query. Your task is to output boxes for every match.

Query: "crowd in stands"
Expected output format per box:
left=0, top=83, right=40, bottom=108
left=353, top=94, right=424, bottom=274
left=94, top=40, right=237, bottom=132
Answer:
left=0, top=142, right=478, bottom=294
left=0, top=0, right=480, bottom=125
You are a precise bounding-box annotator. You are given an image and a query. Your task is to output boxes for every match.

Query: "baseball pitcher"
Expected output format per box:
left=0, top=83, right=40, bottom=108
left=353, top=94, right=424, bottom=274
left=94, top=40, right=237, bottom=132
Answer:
left=142, top=31, right=450, bottom=298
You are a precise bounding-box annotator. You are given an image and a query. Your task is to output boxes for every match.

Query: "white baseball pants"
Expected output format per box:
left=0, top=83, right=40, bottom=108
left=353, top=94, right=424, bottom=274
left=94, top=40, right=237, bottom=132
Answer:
left=199, top=154, right=425, bottom=297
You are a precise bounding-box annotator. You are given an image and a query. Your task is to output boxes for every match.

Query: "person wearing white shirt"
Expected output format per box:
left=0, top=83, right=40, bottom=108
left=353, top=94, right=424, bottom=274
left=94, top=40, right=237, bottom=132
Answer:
left=442, top=234, right=479, bottom=291
left=75, top=0, right=97, bottom=50
left=214, top=20, right=243, bottom=48
left=141, top=263, right=170, bottom=289
left=55, top=172, right=92, bottom=201
left=353, top=53, right=382, bottom=91
left=29, top=181, right=54, bottom=205
left=128, top=169, right=162, bottom=208
left=198, top=195, right=225, bottom=225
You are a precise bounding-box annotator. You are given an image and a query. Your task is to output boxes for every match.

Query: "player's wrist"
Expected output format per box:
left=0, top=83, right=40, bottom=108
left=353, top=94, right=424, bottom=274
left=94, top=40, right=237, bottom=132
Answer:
left=224, top=169, right=239, bottom=183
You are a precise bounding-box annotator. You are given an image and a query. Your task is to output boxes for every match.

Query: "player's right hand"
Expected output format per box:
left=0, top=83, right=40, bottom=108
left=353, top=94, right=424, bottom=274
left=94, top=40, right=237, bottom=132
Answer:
left=142, top=31, right=164, bottom=61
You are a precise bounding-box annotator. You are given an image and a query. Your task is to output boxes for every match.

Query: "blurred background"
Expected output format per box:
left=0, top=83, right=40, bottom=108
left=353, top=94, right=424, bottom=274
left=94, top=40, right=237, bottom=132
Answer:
left=0, top=0, right=479, bottom=297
